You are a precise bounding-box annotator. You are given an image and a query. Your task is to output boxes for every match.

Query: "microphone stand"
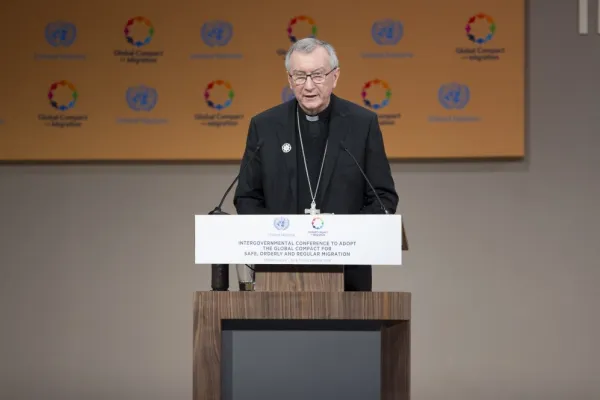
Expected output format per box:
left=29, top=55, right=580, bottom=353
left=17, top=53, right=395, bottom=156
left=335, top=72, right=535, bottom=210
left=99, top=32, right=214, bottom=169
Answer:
left=208, top=140, right=263, bottom=291
left=339, top=141, right=389, bottom=215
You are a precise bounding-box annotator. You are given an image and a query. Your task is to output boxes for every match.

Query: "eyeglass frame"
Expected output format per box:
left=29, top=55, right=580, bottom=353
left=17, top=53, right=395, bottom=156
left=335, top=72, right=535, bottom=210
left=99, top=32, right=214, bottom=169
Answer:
left=288, top=66, right=338, bottom=85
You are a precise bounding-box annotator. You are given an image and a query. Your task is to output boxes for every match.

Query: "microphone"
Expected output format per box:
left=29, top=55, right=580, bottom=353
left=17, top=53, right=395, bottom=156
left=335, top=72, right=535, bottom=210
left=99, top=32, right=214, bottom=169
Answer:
left=209, top=139, right=264, bottom=216
left=339, top=141, right=389, bottom=215
left=209, top=139, right=263, bottom=291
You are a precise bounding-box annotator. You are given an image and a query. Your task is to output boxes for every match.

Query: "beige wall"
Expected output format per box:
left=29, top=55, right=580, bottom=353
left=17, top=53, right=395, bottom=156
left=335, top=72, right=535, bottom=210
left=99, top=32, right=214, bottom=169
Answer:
left=1, top=1, right=599, bottom=399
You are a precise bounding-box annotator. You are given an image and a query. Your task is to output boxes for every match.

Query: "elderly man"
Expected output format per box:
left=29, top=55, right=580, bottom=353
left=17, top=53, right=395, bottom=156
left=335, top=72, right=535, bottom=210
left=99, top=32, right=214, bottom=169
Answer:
left=233, top=38, right=398, bottom=291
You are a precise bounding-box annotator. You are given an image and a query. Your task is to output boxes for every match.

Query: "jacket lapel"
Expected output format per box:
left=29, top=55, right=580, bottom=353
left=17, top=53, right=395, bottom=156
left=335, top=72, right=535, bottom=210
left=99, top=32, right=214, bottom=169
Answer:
left=275, top=99, right=298, bottom=211
left=317, top=95, right=350, bottom=210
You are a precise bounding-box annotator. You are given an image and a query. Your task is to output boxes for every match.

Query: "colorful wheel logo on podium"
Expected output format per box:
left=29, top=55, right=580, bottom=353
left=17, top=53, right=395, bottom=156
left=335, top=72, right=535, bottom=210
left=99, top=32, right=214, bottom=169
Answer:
left=204, top=80, right=235, bottom=110
left=287, top=15, right=317, bottom=43
left=465, top=13, right=496, bottom=44
left=48, top=80, right=78, bottom=111
left=361, top=79, right=391, bottom=110
left=311, top=217, right=324, bottom=230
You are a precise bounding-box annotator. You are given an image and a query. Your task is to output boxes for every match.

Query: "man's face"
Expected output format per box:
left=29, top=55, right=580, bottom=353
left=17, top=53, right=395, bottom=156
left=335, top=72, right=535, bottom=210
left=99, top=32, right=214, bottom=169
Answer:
left=287, top=46, right=339, bottom=115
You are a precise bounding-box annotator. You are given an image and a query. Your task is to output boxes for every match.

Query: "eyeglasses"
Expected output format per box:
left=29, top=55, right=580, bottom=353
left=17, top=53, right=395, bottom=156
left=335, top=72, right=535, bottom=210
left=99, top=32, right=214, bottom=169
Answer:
left=289, top=67, right=337, bottom=85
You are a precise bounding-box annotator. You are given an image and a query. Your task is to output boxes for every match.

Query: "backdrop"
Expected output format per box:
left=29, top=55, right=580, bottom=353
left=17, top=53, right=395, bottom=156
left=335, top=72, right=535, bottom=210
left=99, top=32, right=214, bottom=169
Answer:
left=0, top=0, right=525, bottom=161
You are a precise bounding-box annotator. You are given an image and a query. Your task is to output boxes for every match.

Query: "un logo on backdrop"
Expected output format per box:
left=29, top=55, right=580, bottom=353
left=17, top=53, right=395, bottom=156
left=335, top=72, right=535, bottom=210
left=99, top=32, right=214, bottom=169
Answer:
left=438, top=83, right=470, bottom=110
left=273, top=217, right=290, bottom=231
left=126, top=86, right=158, bottom=112
left=281, top=86, right=295, bottom=103
left=201, top=21, right=233, bottom=47
left=45, top=21, right=77, bottom=47
left=371, top=19, right=403, bottom=45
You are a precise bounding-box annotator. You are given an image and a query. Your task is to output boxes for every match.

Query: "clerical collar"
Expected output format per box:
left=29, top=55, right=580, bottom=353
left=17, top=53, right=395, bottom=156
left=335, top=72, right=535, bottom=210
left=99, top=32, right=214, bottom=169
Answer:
left=299, top=100, right=333, bottom=123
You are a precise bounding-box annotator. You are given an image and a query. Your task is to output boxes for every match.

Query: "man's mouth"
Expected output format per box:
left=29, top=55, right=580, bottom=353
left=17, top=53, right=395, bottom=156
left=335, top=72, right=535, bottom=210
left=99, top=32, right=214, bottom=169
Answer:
left=304, top=95, right=317, bottom=99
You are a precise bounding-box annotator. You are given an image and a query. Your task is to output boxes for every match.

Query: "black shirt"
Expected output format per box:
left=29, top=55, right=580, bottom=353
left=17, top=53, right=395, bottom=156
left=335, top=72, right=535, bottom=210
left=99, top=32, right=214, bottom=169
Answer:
left=295, top=101, right=332, bottom=214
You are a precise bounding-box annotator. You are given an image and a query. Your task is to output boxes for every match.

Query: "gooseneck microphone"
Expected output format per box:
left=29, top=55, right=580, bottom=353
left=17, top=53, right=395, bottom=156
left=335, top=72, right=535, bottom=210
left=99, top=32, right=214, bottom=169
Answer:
left=339, top=141, right=389, bottom=215
left=209, top=139, right=264, bottom=216
left=209, top=139, right=263, bottom=291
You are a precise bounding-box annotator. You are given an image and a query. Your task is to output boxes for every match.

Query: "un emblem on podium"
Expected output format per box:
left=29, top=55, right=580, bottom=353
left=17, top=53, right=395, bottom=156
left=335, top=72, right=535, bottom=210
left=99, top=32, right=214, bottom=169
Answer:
left=201, top=20, right=233, bottom=47
left=371, top=19, right=403, bottom=45
left=273, top=217, right=290, bottom=231
left=438, top=83, right=470, bottom=110
left=45, top=21, right=77, bottom=47
left=126, top=86, right=158, bottom=112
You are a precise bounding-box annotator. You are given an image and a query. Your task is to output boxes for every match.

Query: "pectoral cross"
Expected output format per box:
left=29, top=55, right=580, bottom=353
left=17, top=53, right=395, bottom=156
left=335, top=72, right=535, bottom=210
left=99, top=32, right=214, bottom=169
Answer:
left=304, top=201, right=320, bottom=215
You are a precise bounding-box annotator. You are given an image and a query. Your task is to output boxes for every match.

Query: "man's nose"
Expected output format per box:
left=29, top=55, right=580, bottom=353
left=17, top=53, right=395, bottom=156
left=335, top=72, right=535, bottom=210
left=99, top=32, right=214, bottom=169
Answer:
left=304, top=77, right=316, bottom=90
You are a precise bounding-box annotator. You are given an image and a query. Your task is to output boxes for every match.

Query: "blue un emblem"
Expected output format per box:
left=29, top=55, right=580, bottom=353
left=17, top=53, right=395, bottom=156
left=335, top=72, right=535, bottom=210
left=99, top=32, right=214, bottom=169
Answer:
left=273, top=217, right=290, bottom=231
left=281, top=86, right=295, bottom=103
left=126, top=86, right=158, bottom=112
left=201, top=20, right=233, bottom=47
left=45, top=21, right=77, bottom=47
left=371, top=19, right=403, bottom=45
left=438, top=83, right=470, bottom=110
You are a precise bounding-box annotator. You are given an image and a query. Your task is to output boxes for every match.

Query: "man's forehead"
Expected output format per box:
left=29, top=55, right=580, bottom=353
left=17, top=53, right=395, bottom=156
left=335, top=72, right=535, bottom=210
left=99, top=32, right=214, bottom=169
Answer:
left=289, top=49, right=330, bottom=72
left=291, top=65, right=327, bottom=74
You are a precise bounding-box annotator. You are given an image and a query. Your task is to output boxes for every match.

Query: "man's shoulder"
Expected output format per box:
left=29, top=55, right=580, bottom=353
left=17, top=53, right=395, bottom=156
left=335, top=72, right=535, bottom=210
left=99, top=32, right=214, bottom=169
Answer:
left=335, top=95, right=377, bottom=121
left=250, top=101, right=290, bottom=124
left=247, top=95, right=377, bottom=124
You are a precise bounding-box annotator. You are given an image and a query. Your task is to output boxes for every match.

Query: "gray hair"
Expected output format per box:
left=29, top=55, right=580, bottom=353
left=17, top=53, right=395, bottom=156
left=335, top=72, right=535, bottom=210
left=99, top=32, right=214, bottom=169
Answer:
left=284, top=38, right=339, bottom=72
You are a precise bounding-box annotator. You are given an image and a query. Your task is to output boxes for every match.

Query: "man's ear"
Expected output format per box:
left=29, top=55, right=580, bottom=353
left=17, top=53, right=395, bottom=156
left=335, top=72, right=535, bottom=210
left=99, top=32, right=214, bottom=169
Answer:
left=332, top=68, right=340, bottom=88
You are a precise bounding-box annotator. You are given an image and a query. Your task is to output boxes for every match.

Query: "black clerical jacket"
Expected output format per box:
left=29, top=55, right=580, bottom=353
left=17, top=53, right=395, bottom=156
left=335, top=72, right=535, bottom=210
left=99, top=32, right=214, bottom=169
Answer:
left=233, top=94, right=398, bottom=216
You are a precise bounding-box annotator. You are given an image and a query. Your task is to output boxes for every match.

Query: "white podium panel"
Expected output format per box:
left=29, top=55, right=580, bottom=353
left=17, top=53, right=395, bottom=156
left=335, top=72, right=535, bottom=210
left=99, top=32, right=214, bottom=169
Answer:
left=195, top=214, right=403, bottom=266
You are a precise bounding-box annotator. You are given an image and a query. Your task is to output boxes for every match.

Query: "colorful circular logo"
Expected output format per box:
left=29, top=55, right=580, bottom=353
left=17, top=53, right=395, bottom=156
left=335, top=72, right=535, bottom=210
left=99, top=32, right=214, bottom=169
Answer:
left=311, top=217, right=324, bottom=230
left=465, top=13, right=496, bottom=44
left=287, top=15, right=317, bottom=43
left=48, top=80, right=78, bottom=111
left=361, top=79, right=391, bottom=110
left=124, top=16, right=154, bottom=47
left=204, top=80, right=234, bottom=110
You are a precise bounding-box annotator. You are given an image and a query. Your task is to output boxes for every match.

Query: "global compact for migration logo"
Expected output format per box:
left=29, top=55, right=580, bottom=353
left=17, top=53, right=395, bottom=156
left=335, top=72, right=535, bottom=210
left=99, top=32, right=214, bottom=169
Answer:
left=114, top=16, right=164, bottom=63
left=194, top=80, right=244, bottom=128
left=190, top=20, right=243, bottom=60
left=38, top=80, right=88, bottom=128
left=311, top=217, right=324, bottom=229
left=34, top=20, right=86, bottom=61
left=308, top=216, right=327, bottom=237
left=456, top=13, right=505, bottom=61
left=361, top=19, right=414, bottom=59
left=115, top=85, right=168, bottom=125
left=361, top=79, right=401, bottom=125
left=276, top=15, right=317, bottom=57
left=427, top=82, right=481, bottom=123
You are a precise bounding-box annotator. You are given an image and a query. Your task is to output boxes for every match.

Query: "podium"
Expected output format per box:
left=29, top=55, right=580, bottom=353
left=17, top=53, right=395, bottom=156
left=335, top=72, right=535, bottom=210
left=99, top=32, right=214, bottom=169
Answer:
left=194, top=214, right=410, bottom=399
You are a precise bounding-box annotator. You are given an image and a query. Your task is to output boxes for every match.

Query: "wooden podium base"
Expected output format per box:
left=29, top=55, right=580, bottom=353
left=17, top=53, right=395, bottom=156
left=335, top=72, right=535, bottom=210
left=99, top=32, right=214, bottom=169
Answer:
left=193, top=291, right=411, bottom=400
left=254, top=265, right=344, bottom=292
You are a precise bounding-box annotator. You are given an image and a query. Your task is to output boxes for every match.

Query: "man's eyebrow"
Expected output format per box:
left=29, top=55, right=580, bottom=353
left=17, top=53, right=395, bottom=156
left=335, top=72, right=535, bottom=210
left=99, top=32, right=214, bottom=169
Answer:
left=293, top=68, right=325, bottom=74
